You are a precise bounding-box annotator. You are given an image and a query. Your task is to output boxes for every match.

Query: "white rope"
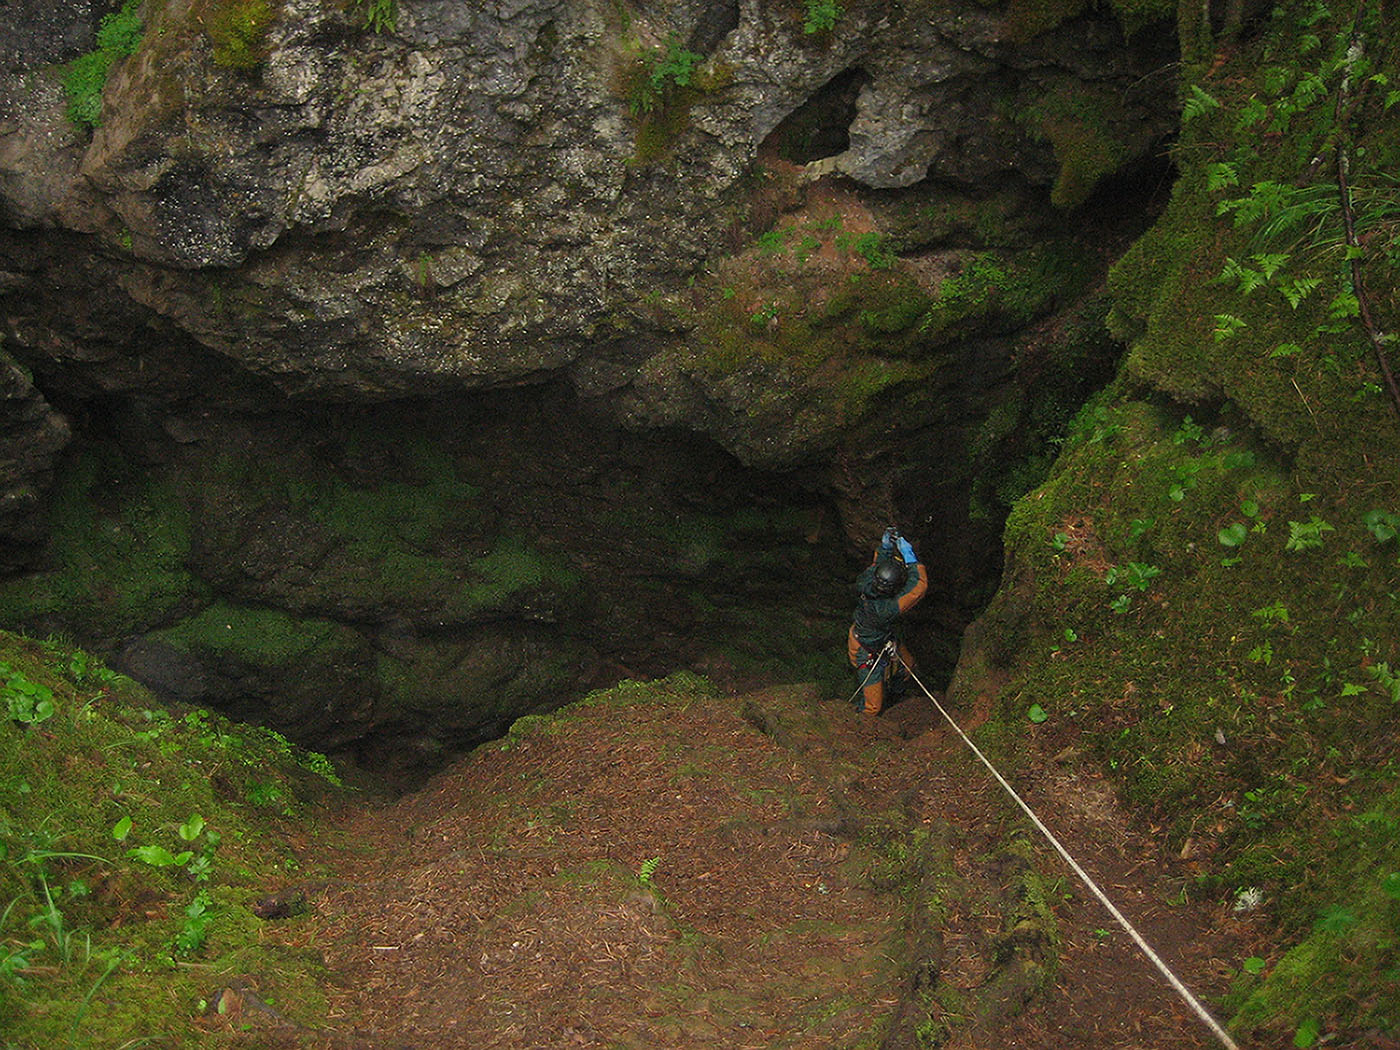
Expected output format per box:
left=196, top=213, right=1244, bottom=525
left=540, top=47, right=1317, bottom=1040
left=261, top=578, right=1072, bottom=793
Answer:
left=898, top=662, right=1243, bottom=1050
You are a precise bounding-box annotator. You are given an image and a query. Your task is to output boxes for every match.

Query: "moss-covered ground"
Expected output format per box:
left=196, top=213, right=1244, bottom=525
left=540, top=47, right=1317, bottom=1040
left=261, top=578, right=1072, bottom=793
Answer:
left=0, top=630, right=342, bottom=1048
left=962, top=1, right=1400, bottom=1043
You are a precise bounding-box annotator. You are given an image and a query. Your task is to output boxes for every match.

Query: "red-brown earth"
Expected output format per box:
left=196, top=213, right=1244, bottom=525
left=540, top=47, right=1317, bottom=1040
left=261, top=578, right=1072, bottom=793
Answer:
left=215, top=675, right=1266, bottom=1049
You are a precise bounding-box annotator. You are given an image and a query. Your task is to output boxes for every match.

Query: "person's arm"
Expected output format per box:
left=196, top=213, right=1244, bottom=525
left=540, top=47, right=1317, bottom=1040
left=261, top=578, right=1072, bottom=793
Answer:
left=870, top=527, right=897, bottom=566
left=847, top=624, right=863, bottom=663
left=897, top=563, right=928, bottom=612
left=895, top=537, right=928, bottom=612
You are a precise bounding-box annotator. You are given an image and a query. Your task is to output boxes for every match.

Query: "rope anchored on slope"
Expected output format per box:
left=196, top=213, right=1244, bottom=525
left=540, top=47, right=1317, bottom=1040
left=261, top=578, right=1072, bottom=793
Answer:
left=893, top=657, right=1244, bottom=1050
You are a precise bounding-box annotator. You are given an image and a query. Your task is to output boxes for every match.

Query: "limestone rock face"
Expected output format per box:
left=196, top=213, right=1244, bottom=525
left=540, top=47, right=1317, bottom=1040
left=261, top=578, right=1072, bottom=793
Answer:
left=3, top=0, right=1173, bottom=405
left=0, top=0, right=1177, bottom=770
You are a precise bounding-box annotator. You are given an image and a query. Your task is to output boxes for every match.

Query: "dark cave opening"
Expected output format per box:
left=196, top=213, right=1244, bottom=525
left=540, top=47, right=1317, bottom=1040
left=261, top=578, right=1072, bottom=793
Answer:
left=761, top=67, right=868, bottom=165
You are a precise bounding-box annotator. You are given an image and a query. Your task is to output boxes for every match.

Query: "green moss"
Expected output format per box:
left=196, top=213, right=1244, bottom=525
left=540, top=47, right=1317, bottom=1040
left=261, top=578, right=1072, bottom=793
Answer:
left=1230, top=799, right=1400, bottom=1037
left=447, top=535, right=574, bottom=618
left=0, top=448, right=203, bottom=637
left=376, top=632, right=583, bottom=727
left=1003, top=0, right=1089, bottom=42
left=205, top=437, right=576, bottom=621
left=0, top=630, right=339, bottom=1048
left=1018, top=81, right=1145, bottom=209
left=1004, top=0, right=1173, bottom=41
left=155, top=602, right=359, bottom=669
left=496, top=673, right=720, bottom=752
left=857, top=280, right=934, bottom=336
left=1104, top=0, right=1176, bottom=35
left=206, top=0, right=276, bottom=69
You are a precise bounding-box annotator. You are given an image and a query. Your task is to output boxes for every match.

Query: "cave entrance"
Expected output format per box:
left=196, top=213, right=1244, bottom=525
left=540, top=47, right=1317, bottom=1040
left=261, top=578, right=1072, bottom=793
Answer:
left=761, top=67, right=867, bottom=166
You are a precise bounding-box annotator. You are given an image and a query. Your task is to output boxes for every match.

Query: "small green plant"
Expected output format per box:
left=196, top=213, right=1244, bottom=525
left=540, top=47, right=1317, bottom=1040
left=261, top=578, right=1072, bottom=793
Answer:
left=1367, top=662, right=1400, bottom=703
left=750, top=301, right=780, bottom=328
left=2, top=663, right=55, bottom=724
left=628, top=35, right=702, bottom=116
left=1173, top=415, right=1207, bottom=445
left=1252, top=600, right=1291, bottom=625
left=637, top=857, right=661, bottom=884
left=851, top=232, right=896, bottom=270
left=354, top=0, right=398, bottom=33
left=803, top=0, right=843, bottom=34
left=174, top=890, right=213, bottom=953
left=1106, top=561, right=1162, bottom=592
left=1285, top=516, right=1335, bottom=551
left=1362, top=508, right=1400, bottom=544
left=61, top=0, right=143, bottom=129
left=1219, top=522, right=1249, bottom=548
left=1181, top=84, right=1221, bottom=122
left=757, top=229, right=790, bottom=255
left=1294, top=1017, right=1322, bottom=1047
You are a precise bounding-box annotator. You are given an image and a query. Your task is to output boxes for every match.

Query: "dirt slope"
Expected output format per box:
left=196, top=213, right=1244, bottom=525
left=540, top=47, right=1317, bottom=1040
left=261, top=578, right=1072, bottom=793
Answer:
left=230, top=676, right=1254, bottom=1049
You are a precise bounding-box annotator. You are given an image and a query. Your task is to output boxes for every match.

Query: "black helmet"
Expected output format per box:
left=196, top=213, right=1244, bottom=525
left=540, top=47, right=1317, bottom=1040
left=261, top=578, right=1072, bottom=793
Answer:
left=870, top=560, right=906, bottom=598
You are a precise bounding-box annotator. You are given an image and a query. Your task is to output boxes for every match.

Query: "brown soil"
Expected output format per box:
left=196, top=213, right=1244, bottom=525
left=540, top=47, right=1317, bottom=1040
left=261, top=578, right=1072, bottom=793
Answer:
left=228, top=679, right=1262, bottom=1050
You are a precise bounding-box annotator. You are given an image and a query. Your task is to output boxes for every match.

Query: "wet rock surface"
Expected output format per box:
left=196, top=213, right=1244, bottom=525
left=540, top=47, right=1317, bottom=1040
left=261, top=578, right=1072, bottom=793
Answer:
left=0, top=0, right=1173, bottom=768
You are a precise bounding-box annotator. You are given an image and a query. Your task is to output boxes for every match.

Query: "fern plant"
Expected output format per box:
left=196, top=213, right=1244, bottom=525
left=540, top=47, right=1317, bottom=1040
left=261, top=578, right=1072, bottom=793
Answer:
left=628, top=35, right=702, bottom=115
left=354, top=0, right=398, bottom=34
left=61, top=0, right=143, bottom=130
left=803, top=0, right=843, bottom=34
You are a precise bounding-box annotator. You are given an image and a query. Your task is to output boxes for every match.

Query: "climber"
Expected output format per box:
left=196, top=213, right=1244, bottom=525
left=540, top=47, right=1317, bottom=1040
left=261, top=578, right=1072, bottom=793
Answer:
left=847, top=527, right=928, bottom=717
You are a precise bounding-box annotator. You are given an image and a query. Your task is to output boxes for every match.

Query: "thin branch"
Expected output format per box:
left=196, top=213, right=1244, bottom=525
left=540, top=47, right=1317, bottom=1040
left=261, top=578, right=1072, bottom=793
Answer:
left=1336, top=156, right=1400, bottom=419
left=1332, top=16, right=1400, bottom=421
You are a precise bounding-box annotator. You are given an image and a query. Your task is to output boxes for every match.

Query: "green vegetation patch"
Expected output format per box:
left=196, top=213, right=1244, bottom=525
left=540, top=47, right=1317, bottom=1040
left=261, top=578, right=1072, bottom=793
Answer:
left=499, top=671, right=718, bottom=750
left=1109, top=0, right=1400, bottom=453
left=1018, top=78, right=1156, bottom=209
left=918, top=244, right=1095, bottom=343
left=987, top=379, right=1400, bottom=1043
left=206, top=436, right=578, bottom=622
left=1004, top=0, right=1174, bottom=43
left=0, top=447, right=203, bottom=638
left=618, top=33, right=726, bottom=164
left=0, top=631, right=340, bottom=1048
left=206, top=0, right=277, bottom=69
left=681, top=218, right=1097, bottom=441
left=1226, top=780, right=1400, bottom=1041
left=154, top=602, right=359, bottom=670
left=61, top=0, right=144, bottom=129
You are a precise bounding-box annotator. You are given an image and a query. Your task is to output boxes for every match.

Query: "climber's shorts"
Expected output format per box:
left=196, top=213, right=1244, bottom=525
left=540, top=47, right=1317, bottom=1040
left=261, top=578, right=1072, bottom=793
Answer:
left=850, top=645, right=892, bottom=695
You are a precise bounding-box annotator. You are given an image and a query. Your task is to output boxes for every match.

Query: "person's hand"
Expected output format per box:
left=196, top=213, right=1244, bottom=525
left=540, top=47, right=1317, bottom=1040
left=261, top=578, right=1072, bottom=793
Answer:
left=881, top=527, right=897, bottom=551
left=897, top=537, right=917, bottom=564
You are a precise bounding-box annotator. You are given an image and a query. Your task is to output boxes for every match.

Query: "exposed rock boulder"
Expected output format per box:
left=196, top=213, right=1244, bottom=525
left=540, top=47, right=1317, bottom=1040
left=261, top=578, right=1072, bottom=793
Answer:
left=0, top=348, right=70, bottom=571
left=2, top=0, right=1174, bottom=408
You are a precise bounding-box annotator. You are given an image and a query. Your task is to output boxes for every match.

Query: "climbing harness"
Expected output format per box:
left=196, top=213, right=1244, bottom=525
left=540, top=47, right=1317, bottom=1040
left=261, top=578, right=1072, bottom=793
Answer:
left=845, top=639, right=897, bottom=708
left=889, top=652, right=1244, bottom=1050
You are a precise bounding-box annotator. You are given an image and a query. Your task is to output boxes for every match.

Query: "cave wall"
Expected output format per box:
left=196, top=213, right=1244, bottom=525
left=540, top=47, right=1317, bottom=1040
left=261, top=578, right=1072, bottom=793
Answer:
left=0, top=0, right=1178, bottom=771
left=0, top=387, right=862, bottom=776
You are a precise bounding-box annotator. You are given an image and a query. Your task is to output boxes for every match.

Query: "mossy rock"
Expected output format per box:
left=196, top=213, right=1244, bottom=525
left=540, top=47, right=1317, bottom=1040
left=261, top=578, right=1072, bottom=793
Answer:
left=0, top=447, right=204, bottom=638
